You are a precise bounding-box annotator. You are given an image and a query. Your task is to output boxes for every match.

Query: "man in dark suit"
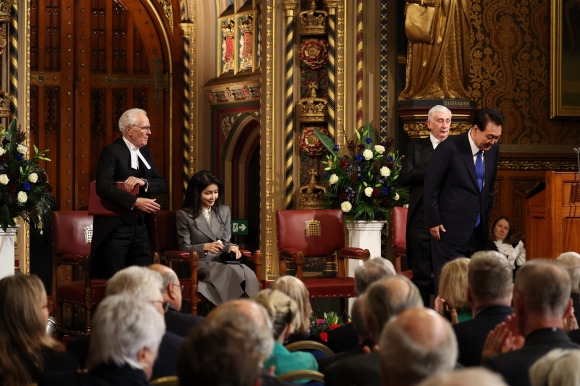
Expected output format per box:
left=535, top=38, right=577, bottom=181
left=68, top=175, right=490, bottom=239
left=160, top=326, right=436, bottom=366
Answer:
left=482, top=259, right=579, bottom=386
left=323, top=276, right=423, bottom=386
left=149, top=264, right=204, bottom=337
left=453, top=250, right=514, bottom=367
left=400, top=105, right=452, bottom=305
left=424, top=107, right=504, bottom=290
left=90, top=108, right=166, bottom=279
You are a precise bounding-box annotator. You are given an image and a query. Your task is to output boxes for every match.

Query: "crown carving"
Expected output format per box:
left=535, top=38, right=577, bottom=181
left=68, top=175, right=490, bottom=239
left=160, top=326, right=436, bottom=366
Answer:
left=299, top=169, right=327, bottom=210
left=222, top=18, right=235, bottom=37
left=299, top=83, right=328, bottom=123
left=239, top=15, right=253, bottom=34
left=0, top=0, right=9, bottom=23
left=299, top=0, right=327, bottom=36
left=0, top=91, right=9, bottom=118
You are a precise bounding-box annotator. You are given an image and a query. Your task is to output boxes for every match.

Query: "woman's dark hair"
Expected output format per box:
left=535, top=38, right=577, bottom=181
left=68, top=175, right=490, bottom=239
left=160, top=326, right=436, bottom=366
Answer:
left=490, top=215, right=513, bottom=244
left=182, top=170, right=225, bottom=226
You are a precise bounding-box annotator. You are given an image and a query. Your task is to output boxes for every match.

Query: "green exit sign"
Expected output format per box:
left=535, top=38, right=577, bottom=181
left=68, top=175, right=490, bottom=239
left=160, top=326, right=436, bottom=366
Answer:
left=231, top=220, right=248, bottom=235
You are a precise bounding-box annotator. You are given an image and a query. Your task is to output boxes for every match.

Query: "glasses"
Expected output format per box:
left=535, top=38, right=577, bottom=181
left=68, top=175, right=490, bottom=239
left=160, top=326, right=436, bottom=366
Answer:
left=151, top=300, right=170, bottom=312
left=131, top=124, right=152, bottom=131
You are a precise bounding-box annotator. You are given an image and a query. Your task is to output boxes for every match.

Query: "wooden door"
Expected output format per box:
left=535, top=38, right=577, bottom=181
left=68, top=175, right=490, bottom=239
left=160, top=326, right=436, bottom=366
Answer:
left=29, top=0, right=183, bottom=211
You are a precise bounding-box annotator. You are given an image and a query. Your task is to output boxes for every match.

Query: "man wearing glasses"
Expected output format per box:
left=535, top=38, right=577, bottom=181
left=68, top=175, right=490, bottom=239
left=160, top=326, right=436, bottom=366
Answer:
left=90, top=108, right=166, bottom=279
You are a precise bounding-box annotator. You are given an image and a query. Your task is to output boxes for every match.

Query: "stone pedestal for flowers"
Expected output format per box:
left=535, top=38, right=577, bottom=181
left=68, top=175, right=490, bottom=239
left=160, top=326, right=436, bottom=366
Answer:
left=345, top=220, right=386, bottom=276
left=0, top=226, right=17, bottom=279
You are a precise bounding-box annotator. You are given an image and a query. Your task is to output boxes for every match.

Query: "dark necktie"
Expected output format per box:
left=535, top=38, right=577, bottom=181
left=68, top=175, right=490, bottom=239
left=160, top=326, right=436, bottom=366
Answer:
left=475, top=150, right=484, bottom=226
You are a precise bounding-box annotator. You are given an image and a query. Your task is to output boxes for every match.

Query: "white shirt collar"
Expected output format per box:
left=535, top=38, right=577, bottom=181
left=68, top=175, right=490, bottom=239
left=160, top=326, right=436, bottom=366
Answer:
left=467, top=129, right=481, bottom=157
left=122, top=136, right=151, bottom=170
left=429, top=134, right=441, bottom=149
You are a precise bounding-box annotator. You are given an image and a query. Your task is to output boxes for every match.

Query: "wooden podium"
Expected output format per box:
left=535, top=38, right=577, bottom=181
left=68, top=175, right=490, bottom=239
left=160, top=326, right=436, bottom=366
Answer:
left=525, top=171, right=580, bottom=260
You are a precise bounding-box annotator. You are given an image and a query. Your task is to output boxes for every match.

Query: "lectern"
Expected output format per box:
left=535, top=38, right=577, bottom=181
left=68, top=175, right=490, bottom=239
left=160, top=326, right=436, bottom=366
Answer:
left=525, top=172, right=580, bottom=260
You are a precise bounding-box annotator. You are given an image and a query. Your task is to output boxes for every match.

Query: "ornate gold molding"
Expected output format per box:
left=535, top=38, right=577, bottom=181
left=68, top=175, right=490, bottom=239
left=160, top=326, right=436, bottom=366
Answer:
left=498, top=153, right=577, bottom=171
left=0, top=0, right=10, bottom=23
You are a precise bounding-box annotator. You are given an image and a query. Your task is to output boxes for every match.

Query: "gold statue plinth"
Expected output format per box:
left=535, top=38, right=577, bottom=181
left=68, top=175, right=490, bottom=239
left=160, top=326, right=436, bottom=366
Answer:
left=397, top=99, right=477, bottom=139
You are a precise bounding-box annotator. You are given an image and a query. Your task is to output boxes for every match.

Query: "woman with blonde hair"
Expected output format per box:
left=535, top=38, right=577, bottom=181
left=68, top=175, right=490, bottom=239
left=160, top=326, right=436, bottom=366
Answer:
left=435, top=257, right=471, bottom=323
left=0, top=273, right=78, bottom=385
left=253, top=289, right=318, bottom=381
left=271, top=275, right=313, bottom=338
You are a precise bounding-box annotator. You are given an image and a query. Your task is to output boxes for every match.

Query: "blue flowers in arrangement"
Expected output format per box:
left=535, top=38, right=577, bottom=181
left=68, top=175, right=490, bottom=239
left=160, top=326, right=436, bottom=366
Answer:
left=314, top=124, right=408, bottom=222
left=0, top=119, right=54, bottom=232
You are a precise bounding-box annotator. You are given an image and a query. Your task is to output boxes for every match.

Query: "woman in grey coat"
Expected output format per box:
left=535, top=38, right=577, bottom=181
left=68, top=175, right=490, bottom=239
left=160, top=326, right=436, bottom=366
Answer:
left=176, top=170, right=260, bottom=305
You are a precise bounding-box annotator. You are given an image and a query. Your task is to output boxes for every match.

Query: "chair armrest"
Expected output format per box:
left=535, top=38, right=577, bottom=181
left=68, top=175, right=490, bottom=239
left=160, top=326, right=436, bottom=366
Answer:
left=162, top=250, right=191, bottom=262
left=277, top=370, right=325, bottom=383
left=242, top=249, right=263, bottom=284
left=189, top=251, right=200, bottom=315
left=57, top=253, right=90, bottom=266
left=285, top=340, right=334, bottom=356
left=337, top=248, right=370, bottom=276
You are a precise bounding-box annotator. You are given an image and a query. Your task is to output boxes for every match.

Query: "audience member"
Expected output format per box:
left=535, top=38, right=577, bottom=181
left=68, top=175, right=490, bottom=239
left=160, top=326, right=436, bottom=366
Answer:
left=271, top=275, right=313, bottom=342
left=148, top=263, right=204, bottom=337
left=555, top=251, right=580, bottom=324
left=486, top=215, right=526, bottom=279
left=67, top=266, right=183, bottom=380
left=317, top=295, right=372, bottom=372
left=0, top=274, right=78, bottom=385
left=253, top=289, right=318, bottom=381
left=453, top=251, right=514, bottom=366
left=379, top=307, right=458, bottom=386
left=326, top=257, right=395, bottom=354
left=323, top=276, right=423, bottom=386
left=178, top=312, right=265, bottom=386
left=417, top=368, right=508, bottom=386
left=434, top=257, right=471, bottom=323
left=529, top=348, right=580, bottom=386
left=203, top=298, right=292, bottom=386
left=482, top=259, right=579, bottom=386
left=42, top=295, right=165, bottom=385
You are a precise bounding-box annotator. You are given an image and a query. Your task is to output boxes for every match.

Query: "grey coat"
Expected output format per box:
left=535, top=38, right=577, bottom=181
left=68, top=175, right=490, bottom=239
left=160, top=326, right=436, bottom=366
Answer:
left=176, top=206, right=259, bottom=305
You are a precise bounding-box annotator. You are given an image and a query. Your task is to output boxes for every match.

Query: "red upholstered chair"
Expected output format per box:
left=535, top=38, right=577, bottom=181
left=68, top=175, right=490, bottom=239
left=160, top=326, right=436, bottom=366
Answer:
left=151, top=210, right=263, bottom=315
left=52, top=211, right=107, bottom=335
left=276, top=209, right=370, bottom=308
left=391, top=206, right=413, bottom=279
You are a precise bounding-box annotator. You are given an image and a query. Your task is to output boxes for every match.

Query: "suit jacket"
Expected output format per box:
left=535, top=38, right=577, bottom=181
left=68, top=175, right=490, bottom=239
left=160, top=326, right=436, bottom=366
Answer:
left=40, top=362, right=149, bottom=386
left=424, top=131, right=499, bottom=244
left=176, top=206, right=236, bottom=261
left=453, top=305, right=513, bottom=367
left=165, top=304, right=204, bottom=337
left=483, top=328, right=580, bottom=386
left=90, top=137, right=166, bottom=259
left=176, top=206, right=260, bottom=305
left=66, top=330, right=182, bottom=380
left=323, top=351, right=380, bottom=386
left=400, top=137, right=434, bottom=223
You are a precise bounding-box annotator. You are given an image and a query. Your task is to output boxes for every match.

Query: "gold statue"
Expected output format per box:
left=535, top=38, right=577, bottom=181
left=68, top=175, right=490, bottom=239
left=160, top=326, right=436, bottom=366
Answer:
left=399, top=0, right=471, bottom=100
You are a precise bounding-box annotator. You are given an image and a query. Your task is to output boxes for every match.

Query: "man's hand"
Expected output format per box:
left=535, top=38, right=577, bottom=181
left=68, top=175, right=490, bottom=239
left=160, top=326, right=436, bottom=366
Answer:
left=124, top=176, right=146, bottom=192
left=429, top=224, right=446, bottom=241
left=134, top=197, right=160, bottom=213
left=481, top=314, right=524, bottom=360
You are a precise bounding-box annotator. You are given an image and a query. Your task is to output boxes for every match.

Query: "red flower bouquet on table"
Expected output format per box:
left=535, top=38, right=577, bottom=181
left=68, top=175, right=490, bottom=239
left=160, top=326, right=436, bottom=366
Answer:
left=310, top=311, right=343, bottom=342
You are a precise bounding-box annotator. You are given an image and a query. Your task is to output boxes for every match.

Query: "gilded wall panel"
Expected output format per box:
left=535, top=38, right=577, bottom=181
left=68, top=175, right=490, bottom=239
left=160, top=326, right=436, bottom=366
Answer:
left=470, top=0, right=580, bottom=147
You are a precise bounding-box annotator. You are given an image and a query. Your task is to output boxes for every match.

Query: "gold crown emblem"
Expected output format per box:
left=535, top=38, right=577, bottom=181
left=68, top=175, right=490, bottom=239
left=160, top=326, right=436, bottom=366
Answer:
left=239, top=15, right=253, bottom=34
left=222, top=18, right=235, bottom=37
left=299, top=84, right=328, bottom=123
left=0, top=91, right=9, bottom=118
left=299, top=1, right=327, bottom=36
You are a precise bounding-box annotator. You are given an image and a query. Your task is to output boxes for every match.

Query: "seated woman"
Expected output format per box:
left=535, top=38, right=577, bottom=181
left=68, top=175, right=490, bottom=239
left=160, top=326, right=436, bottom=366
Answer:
left=253, top=289, right=318, bottom=382
left=176, top=170, right=260, bottom=305
left=0, top=273, right=79, bottom=385
left=435, top=257, right=471, bottom=324
left=486, top=215, right=526, bottom=278
left=271, top=276, right=313, bottom=343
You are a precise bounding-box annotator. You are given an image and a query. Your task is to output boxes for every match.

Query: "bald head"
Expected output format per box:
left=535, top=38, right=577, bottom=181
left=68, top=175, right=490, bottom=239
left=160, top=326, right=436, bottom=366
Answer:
left=207, top=299, right=274, bottom=359
left=379, top=308, right=457, bottom=386
left=148, top=264, right=181, bottom=310
left=417, top=368, right=507, bottom=386
left=365, top=276, right=423, bottom=343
